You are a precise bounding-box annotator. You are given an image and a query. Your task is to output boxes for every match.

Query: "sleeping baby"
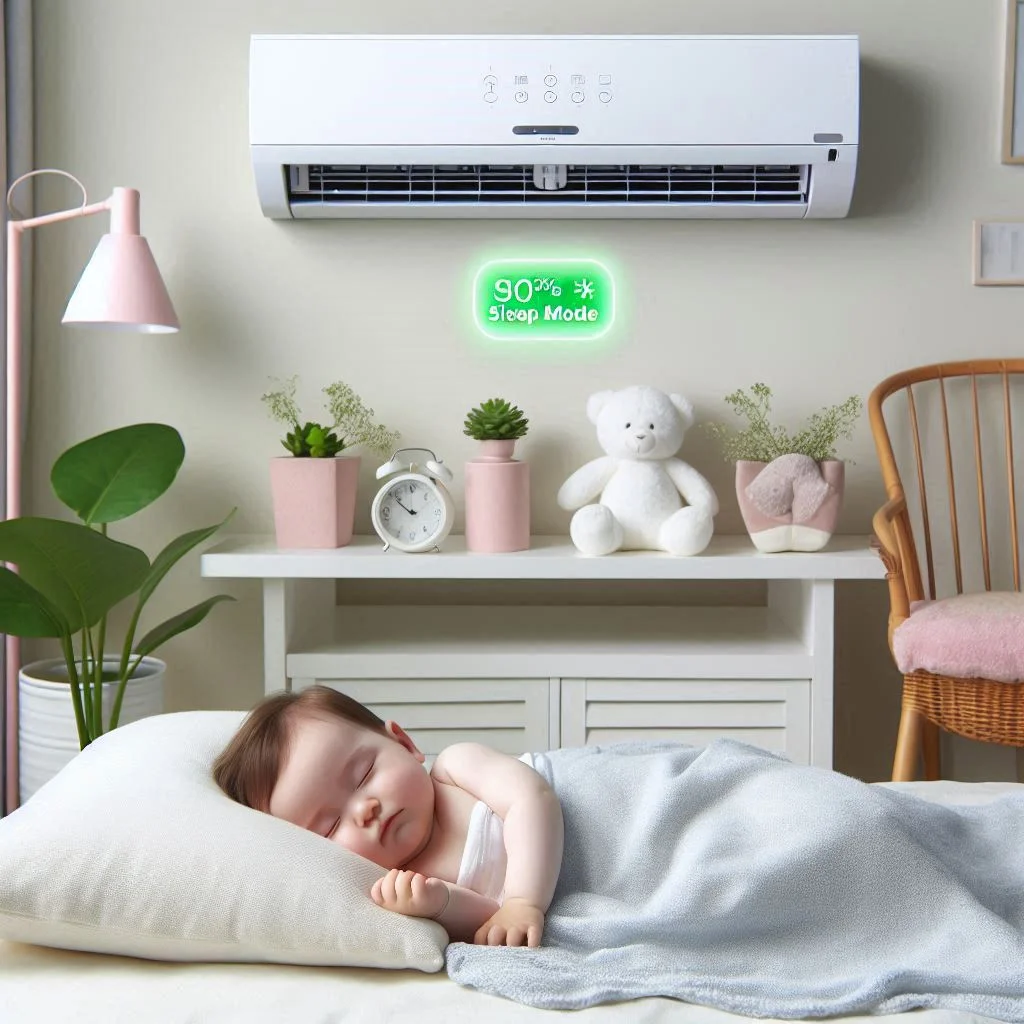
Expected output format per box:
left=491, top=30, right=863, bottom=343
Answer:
left=213, top=685, right=1024, bottom=1018
left=212, top=684, right=563, bottom=948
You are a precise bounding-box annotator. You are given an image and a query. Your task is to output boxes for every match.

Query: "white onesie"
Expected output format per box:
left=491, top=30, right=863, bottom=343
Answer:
left=454, top=753, right=535, bottom=903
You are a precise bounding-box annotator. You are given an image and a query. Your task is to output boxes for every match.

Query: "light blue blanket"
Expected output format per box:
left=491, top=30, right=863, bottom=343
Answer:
left=445, top=740, right=1024, bottom=1017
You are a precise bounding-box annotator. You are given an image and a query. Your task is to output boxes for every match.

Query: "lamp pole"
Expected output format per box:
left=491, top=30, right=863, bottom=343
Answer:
left=4, top=170, right=178, bottom=812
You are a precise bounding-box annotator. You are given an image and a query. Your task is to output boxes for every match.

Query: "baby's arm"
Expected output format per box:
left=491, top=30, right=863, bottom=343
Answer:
left=431, top=744, right=564, bottom=947
left=371, top=869, right=499, bottom=943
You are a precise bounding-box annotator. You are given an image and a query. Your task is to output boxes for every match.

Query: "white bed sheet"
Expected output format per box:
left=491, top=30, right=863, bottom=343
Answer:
left=1, top=780, right=1019, bottom=1024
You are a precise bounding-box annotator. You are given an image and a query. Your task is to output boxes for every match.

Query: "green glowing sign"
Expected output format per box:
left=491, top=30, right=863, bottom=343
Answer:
left=473, top=258, right=615, bottom=341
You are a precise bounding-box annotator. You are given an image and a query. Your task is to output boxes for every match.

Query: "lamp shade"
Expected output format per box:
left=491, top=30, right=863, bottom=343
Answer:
left=62, top=233, right=179, bottom=333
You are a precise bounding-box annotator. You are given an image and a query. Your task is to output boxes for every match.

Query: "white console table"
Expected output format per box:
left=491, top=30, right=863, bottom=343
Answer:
left=201, top=534, right=886, bottom=769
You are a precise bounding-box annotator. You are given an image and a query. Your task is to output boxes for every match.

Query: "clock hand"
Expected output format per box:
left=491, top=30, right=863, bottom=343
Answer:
left=395, top=498, right=417, bottom=515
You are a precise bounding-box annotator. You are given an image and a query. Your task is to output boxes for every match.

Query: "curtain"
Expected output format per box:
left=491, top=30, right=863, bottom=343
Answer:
left=1, top=0, right=33, bottom=817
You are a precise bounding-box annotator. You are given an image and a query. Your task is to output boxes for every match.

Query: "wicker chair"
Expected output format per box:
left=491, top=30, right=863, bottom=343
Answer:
left=868, top=359, right=1024, bottom=781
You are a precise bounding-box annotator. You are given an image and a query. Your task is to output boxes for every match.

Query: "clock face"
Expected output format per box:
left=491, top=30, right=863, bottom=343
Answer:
left=375, top=476, right=449, bottom=550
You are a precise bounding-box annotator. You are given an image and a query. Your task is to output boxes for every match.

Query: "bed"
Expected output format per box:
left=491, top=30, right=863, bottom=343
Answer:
left=2, top=775, right=1020, bottom=1024
left=0, top=711, right=1020, bottom=1024
left=0, top=939, right=1016, bottom=1024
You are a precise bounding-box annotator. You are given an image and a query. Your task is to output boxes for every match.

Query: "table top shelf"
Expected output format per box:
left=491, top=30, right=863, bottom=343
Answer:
left=201, top=533, right=885, bottom=582
left=286, top=604, right=815, bottom=680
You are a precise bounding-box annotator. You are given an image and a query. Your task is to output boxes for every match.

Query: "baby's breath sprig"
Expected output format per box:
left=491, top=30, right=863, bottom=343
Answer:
left=261, top=375, right=302, bottom=426
left=703, top=383, right=862, bottom=463
left=261, top=375, right=400, bottom=458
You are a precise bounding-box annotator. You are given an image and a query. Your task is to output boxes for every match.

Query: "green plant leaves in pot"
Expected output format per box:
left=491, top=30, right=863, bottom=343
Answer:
left=0, top=422, right=235, bottom=748
left=0, top=519, right=149, bottom=636
left=51, top=422, right=185, bottom=524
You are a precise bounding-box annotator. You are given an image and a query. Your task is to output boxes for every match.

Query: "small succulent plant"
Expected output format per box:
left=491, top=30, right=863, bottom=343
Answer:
left=463, top=398, right=530, bottom=442
left=280, top=422, right=344, bottom=458
left=262, top=376, right=399, bottom=458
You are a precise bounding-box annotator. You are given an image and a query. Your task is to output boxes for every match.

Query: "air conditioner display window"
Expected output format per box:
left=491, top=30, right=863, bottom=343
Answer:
left=473, top=258, right=614, bottom=342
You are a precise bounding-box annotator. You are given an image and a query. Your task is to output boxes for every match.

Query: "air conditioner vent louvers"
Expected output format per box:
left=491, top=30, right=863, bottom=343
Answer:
left=288, top=164, right=809, bottom=207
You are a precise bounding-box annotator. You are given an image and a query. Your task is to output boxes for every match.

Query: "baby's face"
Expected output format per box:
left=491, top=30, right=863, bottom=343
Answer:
left=268, top=713, right=434, bottom=869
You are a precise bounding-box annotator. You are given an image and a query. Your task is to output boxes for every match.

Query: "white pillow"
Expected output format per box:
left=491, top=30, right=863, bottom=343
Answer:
left=0, top=710, right=446, bottom=969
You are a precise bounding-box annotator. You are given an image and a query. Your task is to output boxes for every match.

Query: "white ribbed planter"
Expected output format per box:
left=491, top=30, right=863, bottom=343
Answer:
left=18, top=656, right=165, bottom=804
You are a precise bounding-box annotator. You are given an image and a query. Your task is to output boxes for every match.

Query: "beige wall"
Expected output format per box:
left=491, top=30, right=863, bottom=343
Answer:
left=27, top=1, right=1023, bottom=781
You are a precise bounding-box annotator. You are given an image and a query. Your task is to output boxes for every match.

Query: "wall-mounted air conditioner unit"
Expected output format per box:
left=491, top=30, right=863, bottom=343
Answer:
left=250, top=34, right=859, bottom=220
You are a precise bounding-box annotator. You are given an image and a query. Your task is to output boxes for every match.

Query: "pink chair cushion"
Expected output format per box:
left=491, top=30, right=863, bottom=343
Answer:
left=892, top=591, right=1024, bottom=683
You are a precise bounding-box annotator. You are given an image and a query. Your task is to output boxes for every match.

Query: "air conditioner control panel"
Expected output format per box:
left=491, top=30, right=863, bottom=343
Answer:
left=251, top=35, right=860, bottom=154
left=482, top=70, right=614, bottom=106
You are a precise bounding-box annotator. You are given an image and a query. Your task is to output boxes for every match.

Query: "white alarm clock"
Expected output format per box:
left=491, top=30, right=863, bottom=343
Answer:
left=371, top=448, right=456, bottom=553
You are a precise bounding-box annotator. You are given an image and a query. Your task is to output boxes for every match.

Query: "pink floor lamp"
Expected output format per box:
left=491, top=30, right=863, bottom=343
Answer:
left=4, top=169, right=179, bottom=812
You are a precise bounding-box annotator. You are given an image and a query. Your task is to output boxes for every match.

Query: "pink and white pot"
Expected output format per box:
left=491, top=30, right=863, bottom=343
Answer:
left=269, top=455, right=360, bottom=549
left=464, top=440, right=530, bottom=553
left=736, top=456, right=844, bottom=553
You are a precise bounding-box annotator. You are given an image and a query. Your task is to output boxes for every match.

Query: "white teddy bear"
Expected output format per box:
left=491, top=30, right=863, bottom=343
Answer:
left=557, top=385, right=719, bottom=556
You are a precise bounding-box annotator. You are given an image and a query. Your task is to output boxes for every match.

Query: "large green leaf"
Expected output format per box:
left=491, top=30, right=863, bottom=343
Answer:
left=0, top=519, right=150, bottom=631
left=0, top=566, right=70, bottom=637
left=137, top=509, right=236, bottom=609
left=51, top=423, right=185, bottom=525
left=133, top=595, right=235, bottom=658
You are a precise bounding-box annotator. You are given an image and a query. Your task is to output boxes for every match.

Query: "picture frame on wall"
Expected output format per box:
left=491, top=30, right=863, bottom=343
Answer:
left=1003, top=0, right=1024, bottom=163
left=973, top=220, right=1024, bottom=285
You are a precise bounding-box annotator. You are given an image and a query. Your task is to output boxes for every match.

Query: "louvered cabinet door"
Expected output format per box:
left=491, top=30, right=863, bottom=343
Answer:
left=559, top=679, right=811, bottom=763
left=289, top=678, right=553, bottom=763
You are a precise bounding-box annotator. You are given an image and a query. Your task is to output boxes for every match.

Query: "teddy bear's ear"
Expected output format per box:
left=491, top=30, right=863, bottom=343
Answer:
left=669, top=393, right=695, bottom=429
left=586, top=390, right=614, bottom=425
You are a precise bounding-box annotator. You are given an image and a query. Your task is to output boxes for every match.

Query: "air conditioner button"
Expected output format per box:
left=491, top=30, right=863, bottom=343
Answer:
left=483, top=74, right=498, bottom=86
left=544, top=90, right=557, bottom=103
left=544, top=74, right=557, bottom=87
left=571, top=90, right=584, bottom=103
left=484, top=91, right=498, bottom=103
left=598, top=90, right=612, bottom=103
left=514, top=90, right=528, bottom=103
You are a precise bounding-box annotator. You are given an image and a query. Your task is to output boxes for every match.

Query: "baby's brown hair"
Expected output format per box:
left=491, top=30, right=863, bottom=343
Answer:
left=212, top=685, right=387, bottom=812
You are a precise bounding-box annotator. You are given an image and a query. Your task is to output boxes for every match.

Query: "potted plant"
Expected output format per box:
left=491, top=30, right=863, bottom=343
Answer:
left=261, top=376, right=400, bottom=549
left=462, top=398, right=531, bottom=553
left=703, top=383, right=862, bottom=553
left=0, top=423, right=234, bottom=802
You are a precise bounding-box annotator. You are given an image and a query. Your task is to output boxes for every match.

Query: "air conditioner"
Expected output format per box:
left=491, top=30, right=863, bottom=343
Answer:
left=250, top=34, right=859, bottom=220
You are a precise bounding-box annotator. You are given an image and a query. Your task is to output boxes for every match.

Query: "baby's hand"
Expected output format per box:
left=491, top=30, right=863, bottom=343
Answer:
left=473, top=897, right=544, bottom=948
left=371, top=869, right=448, bottom=919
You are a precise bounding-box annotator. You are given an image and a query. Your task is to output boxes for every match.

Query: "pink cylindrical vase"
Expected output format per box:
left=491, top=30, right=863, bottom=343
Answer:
left=464, top=441, right=530, bottom=553
left=269, top=455, right=360, bottom=549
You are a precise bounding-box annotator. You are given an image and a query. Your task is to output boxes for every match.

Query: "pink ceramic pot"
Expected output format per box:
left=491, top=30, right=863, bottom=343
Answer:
left=464, top=440, right=530, bottom=553
left=735, top=458, right=844, bottom=553
left=269, top=455, right=360, bottom=549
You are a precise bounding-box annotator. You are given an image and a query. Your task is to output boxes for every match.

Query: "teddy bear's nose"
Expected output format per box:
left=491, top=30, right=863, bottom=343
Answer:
left=635, top=432, right=647, bottom=440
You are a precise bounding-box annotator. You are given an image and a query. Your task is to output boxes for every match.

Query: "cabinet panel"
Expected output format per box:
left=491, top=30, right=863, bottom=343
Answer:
left=586, top=726, right=789, bottom=749
left=561, top=678, right=810, bottom=763
left=586, top=702, right=787, bottom=728
left=292, top=677, right=551, bottom=757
